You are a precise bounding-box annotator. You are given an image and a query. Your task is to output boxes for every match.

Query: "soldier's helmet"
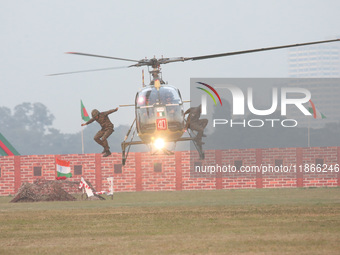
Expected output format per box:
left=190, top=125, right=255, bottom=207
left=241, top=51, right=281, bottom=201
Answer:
left=91, top=109, right=100, bottom=118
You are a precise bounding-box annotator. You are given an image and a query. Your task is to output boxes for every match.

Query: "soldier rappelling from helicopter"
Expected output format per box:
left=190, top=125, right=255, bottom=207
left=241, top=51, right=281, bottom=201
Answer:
left=81, top=107, right=119, bottom=157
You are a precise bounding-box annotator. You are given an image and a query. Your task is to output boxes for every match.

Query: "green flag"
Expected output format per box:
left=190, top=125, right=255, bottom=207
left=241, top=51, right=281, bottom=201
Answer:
left=81, top=100, right=90, bottom=122
left=0, top=132, right=20, bottom=156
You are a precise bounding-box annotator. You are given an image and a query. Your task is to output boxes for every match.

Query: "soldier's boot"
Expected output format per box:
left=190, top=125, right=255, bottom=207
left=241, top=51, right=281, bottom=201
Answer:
left=103, top=150, right=111, bottom=157
left=102, top=140, right=111, bottom=157
left=101, top=144, right=108, bottom=154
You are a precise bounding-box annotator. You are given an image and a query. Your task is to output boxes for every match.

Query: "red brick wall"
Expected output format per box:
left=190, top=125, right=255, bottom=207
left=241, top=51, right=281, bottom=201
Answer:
left=0, top=156, right=16, bottom=195
left=0, top=147, right=339, bottom=196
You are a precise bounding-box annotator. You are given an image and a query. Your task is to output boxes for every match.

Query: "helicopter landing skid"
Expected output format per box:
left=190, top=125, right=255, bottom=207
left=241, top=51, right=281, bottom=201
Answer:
left=121, top=140, right=144, bottom=166
left=176, top=135, right=205, bottom=160
left=121, top=118, right=141, bottom=165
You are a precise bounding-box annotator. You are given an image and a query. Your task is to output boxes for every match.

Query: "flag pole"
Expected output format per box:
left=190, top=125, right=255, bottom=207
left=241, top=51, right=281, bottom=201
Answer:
left=308, top=117, right=310, bottom=147
left=81, top=100, right=85, bottom=154
left=81, top=124, right=85, bottom=154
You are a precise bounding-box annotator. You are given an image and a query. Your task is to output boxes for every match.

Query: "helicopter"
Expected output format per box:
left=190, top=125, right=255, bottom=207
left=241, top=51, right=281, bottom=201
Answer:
left=51, top=38, right=340, bottom=165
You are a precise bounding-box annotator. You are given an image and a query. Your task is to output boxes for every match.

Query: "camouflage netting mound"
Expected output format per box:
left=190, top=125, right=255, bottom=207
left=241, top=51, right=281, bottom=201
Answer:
left=11, top=179, right=77, bottom=203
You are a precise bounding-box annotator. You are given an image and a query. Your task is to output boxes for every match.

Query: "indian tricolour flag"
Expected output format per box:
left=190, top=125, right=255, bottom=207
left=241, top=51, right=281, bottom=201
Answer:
left=56, top=158, right=72, bottom=178
left=308, top=100, right=326, bottom=119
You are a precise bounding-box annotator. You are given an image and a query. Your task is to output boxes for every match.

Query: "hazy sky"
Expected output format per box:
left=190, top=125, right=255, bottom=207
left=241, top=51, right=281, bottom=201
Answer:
left=1, top=0, right=340, bottom=133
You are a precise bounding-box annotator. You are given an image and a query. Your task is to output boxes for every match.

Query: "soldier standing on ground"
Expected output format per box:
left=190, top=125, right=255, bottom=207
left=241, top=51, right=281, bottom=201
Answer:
left=81, top=107, right=118, bottom=157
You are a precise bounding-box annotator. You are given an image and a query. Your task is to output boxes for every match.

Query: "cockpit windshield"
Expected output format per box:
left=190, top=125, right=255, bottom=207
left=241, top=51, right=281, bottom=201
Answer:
left=136, top=86, right=182, bottom=107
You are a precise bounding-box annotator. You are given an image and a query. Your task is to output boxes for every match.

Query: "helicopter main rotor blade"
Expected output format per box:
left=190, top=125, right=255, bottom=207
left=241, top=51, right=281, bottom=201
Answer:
left=50, top=38, right=339, bottom=75
left=47, top=65, right=131, bottom=76
left=66, top=52, right=141, bottom=63
left=183, top=39, right=340, bottom=62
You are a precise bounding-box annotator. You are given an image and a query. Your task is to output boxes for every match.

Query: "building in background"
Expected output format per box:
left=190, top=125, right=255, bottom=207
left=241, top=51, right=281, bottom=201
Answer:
left=287, top=42, right=340, bottom=128
left=288, top=42, right=340, bottom=77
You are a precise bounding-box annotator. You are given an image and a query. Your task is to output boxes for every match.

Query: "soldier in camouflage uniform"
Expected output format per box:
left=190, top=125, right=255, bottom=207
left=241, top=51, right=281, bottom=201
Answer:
left=81, top=107, right=118, bottom=157
left=184, top=105, right=208, bottom=145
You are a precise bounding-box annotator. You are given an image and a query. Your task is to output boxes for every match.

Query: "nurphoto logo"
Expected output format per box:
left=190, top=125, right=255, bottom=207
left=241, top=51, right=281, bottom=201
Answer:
left=196, top=81, right=312, bottom=128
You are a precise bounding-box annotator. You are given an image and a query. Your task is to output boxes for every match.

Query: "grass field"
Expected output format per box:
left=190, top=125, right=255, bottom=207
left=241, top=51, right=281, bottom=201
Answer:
left=0, top=188, right=339, bottom=255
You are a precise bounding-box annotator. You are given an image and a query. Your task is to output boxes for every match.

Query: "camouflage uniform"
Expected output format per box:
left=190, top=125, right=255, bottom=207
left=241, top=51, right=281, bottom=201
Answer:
left=184, top=105, right=208, bottom=144
left=85, top=108, right=118, bottom=156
